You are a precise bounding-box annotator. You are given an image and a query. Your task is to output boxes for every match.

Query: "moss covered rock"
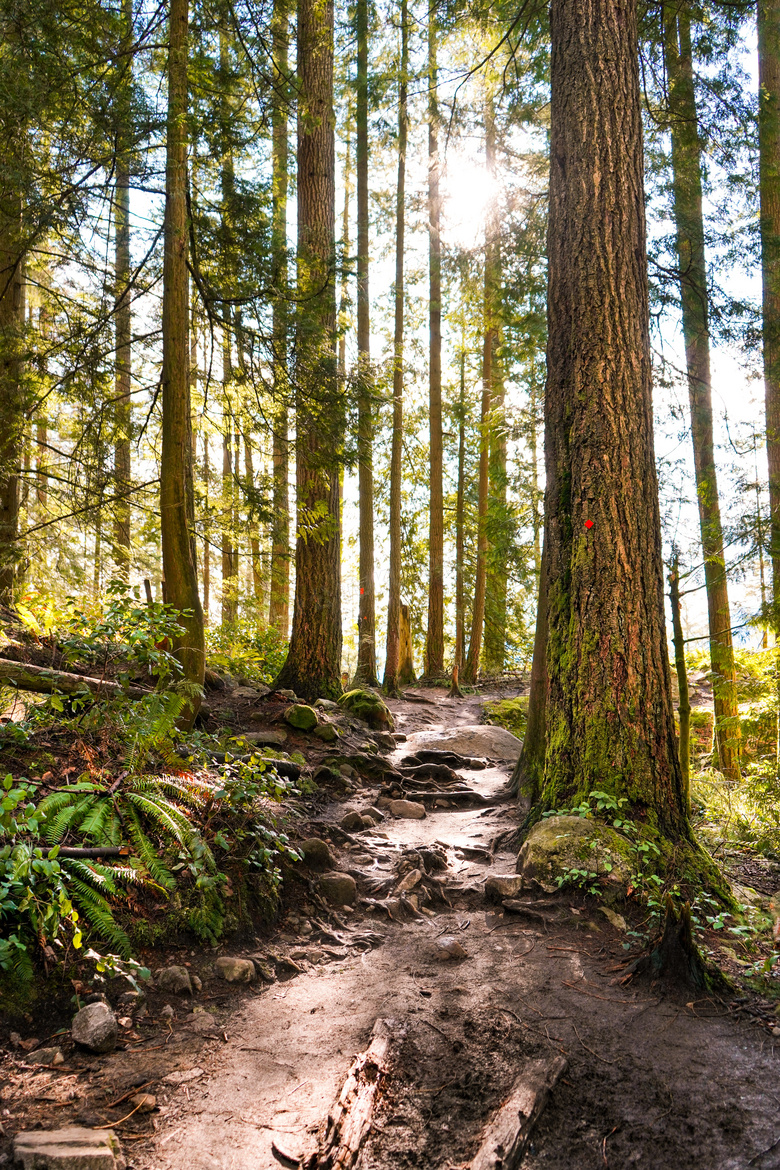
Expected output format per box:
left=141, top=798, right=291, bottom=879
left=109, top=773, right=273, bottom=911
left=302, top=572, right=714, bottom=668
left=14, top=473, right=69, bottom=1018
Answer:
left=284, top=703, right=318, bottom=732
left=338, top=689, right=395, bottom=731
left=516, top=814, right=634, bottom=900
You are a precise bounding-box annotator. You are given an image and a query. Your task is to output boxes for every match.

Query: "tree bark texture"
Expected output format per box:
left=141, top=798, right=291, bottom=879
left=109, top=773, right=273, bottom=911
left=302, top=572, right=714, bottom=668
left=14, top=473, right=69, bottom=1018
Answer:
left=353, top=0, right=378, bottom=686
left=273, top=0, right=342, bottom=702
left=759, top=0, right=780, bottom=627
left=455, top=348, right=466, bottom=675
left=113, top=0, right=133, bottom=579
left=425, top=12, right=444, bottom=677
left=663, top=9, right=740, bottom=780
left=483, top=94, right=507, bottom=674
left=269, top=0, right=290, bottom=636
left=669, top=557, right=690, bottom=808
left=0, top=23, right=26, bottom=606
left=383, top=0, right=408, bottom=697
left=160, top=0, right=205, bottom=705
left=398, top=602, right=416, bottom=685
left=543, top=0, right=689, bottom=836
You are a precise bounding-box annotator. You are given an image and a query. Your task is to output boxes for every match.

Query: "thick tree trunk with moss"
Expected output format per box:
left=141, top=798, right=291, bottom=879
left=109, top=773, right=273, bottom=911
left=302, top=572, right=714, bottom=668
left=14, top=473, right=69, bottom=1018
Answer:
left=424, top=12, right=444, bottom=678
left=269, top=0, right=290, bottom=636
left=160, top=0, right=205, bottom=710
left=542, top=0, right=689, bottom=838
left=663, top=10, right=740, bottom=780
left=272, top=0, right=341, bottom=702
left=353, top=0, right=378, bottom=686
left=383, top=0, right=408, bottom=697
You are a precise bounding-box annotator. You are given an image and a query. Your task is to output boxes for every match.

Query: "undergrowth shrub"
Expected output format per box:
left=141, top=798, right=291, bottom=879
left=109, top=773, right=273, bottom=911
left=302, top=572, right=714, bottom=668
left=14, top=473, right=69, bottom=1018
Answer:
left=205, top=618, right=287, bottom=684
left=483, top=695, right=528, bottom=739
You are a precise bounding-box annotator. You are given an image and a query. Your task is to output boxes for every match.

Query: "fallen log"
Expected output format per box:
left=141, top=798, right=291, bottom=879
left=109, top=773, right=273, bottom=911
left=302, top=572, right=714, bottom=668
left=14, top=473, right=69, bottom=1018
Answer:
left=304, top=1018, right=395, bottom=1169
left=470, top=1055, right=567, bottom=1170
left=0, top=658, right=151, bottom=701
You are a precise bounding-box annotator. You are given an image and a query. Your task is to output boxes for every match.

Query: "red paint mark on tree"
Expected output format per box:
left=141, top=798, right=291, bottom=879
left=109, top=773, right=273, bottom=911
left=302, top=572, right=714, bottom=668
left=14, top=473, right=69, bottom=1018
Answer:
left=585, top=519, right=594, bottom=529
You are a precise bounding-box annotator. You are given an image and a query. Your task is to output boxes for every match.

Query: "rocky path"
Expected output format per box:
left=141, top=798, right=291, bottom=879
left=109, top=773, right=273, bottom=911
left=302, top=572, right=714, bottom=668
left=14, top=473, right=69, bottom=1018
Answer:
left=131, top=691, right=780, bottom=1170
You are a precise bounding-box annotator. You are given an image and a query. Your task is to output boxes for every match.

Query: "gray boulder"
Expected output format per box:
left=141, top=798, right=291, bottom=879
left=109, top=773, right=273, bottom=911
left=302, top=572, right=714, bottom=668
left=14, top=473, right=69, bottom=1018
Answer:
left=155, top=965, right=193, bottom=995
left=485, top=874, right=524, bottom=902
left=319, top=872, right=357, bottom=906
left=387, top=799, right=426, bottom=820
left=405, top=725, right=523, bottom=761
left=284, top=703, right=318, bottom=731
left=340, top=810, right=364, bottom=831
left=14, top=1127, right=121, bottom=1169
left=215, top=956, right=256, bottom=983
left=71, top=1002, right=118, bottom=1054
left=299, top=837, right=335, bottom=871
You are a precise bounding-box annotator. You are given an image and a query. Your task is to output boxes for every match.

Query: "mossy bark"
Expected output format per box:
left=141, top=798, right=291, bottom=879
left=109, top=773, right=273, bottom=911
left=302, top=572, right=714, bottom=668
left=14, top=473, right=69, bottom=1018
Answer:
left=542, top=0, right=689, bottom=839
left=272, top=0, right=341, bottom=703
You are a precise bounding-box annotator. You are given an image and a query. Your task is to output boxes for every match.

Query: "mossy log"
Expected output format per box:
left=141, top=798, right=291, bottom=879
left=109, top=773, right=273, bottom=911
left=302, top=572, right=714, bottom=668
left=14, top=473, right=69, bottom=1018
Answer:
left=0, top=658, right=151, bottom=701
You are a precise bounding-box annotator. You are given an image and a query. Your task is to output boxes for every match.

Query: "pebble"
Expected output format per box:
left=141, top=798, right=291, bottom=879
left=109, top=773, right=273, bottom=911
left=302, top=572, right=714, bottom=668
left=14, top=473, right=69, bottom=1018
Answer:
left=129, top=1093, right=157, bottom=1113
left=215, top=957, right=256, bottom=983
left=71, top=1002, right=118, bottom=1054
left=28, top=1047, right=64, bottom=1066
left=435, top=936, right=469, bottom=960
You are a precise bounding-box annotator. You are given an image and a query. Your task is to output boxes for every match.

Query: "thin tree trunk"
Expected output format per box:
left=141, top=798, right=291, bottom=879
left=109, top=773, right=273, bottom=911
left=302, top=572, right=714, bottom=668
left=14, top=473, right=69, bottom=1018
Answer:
left=425, top=11, right=444, bottom=678
left=269, top=0, right=290, bottom=635
left=383, top=0, right=407, bottom=697
left=353, top=0, right=378, bottom=686
left=529, top=351, right=542, bottom=576
left=759, top=0, right=780, bottom=631
left=398, top=602, right=416, bottom=685
left=0, top=103, right=25, bottom=603
left=463, top=328, right=491, bottom=686
left=203, top=431, right=210, bottom=621
left=455, top=347, right=466, bottom=675
left=113, top=0, right=133, bottom=580
left=543, top=0, right=689, bottom=836
left=663, top=9, right=740, bottom=780
left=221, top=393, right=236, bottom=623
left=273, top=0, right=341, bottom=702
left=669, top=557, right=690, bottom=809
left=244, top=432, right=262, bottom=599
left=337, top=108, right=351, bottom=386
left=464, top=102, right=499, bottom=685
left=160, top=0, right=205, bottom=709
left=482, top=94, right=506, bottom=673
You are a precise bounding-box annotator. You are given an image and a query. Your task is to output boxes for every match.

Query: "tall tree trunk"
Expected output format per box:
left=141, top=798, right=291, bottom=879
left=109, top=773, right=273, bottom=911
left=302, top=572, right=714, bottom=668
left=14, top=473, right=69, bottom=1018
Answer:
left=529, top=350, right=542, bottom=576
left=0, top=76, right=25, bottom=603
left=425, top=10, right=444, bottom=678
left=113, top=0, right=133, bottom=580
left=669, top=556, right=691, bottom=809
left=160, top=0, right=205, bottom=709
left=759, top=0, right=780, bottom=631
left=203, top=431, right=210, bottom=621
left=482, top=94, right=507, bottom=673
left=463, top=322, right=492, bottom=686
left=221, top=393, right=236, bottom=623
left=510, top=539, right=547, bottom=801
left=269, top=0, right=290, bottom=635
left=464, top=101, right=499, bottom=685
left=244, top=432, right=262, bottom=599
left=663, top=9, right=740, bottom=780
left=273, top=0, right=341, bottom=701
left=455, top=347, right=466, bottom=675
left=542, top=0, right=689, bottom=836
left=353, top=0, right=378, bottom=686
left=383, top=0, right=408, bottom=697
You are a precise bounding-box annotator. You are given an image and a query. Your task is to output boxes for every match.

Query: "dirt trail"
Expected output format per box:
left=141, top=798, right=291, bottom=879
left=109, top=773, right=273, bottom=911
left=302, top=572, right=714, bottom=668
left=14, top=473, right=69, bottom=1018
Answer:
left=133, top=691, right=780, bottom=1170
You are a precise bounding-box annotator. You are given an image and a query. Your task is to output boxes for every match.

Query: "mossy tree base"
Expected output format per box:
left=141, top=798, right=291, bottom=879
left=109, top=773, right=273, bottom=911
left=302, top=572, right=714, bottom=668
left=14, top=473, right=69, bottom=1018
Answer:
left=629, top=895, right=734, bottom=994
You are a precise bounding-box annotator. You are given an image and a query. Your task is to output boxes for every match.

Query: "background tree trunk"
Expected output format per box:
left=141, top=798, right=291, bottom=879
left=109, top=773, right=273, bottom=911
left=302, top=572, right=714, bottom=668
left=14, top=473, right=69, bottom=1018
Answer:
left=273, top=0, right=341, bottom=702
left=455, top=347, right=466, bottom=676
left=113, top=0, right=133, bottom=580
left=663, top=8, right=740, bottom=780
left=398, top=602, right=416, bottom=686
left=425, top=11, right=444, bottom=678
left=269, top=0, right=290, bottom=636
left=353, top=0, right=378, bottom=686
left=543, top=0, right=689, bottom=836
left=160, top=0, right=205, bottom=707
left=383, top=0, right=408, bottom=697
left=510, top=540, right=547, bottom=801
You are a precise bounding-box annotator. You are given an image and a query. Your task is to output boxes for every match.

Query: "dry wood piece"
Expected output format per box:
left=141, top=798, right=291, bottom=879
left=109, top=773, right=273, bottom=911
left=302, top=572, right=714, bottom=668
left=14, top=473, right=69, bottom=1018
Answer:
left=304, top=1018, right=395, bottom=1169
left=470, top=1054, right=567, bottom=1170
left=0, top=657, right=151, bottom=700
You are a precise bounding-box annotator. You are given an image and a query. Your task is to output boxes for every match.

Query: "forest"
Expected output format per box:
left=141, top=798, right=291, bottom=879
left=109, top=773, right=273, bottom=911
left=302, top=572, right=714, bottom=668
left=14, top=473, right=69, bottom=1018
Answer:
left=1, top=0, right=780, bottom=1166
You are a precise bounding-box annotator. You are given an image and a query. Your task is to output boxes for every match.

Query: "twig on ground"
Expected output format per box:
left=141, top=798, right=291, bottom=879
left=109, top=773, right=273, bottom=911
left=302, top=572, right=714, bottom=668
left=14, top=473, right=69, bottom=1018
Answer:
left=572, top=1025, right=617, bottom=1065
